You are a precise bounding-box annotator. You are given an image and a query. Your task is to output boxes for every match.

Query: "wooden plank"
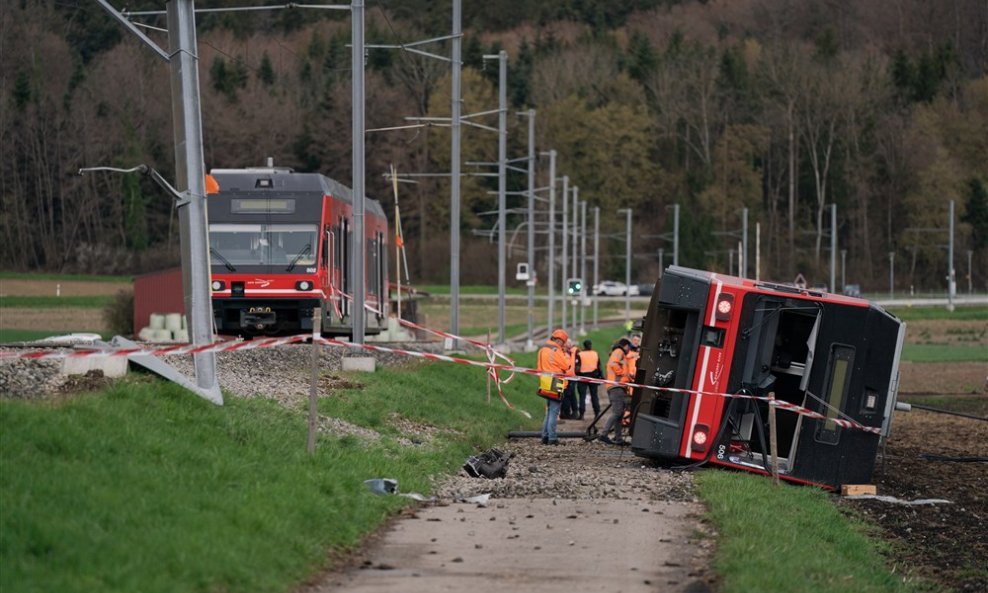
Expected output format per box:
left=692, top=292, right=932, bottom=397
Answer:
left=841, top=484, right=877, bottom=496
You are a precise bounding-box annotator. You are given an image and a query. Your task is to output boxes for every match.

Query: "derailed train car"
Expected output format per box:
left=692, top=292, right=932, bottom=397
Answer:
left=629, top=266, right=906, bottom=489
left=205, top=165, right=389, bottom=337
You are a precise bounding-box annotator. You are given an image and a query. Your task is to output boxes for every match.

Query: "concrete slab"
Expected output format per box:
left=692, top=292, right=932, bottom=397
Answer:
left=342, top=357, right=376, bottom=373
left=61, top=356, right=128, bottom=378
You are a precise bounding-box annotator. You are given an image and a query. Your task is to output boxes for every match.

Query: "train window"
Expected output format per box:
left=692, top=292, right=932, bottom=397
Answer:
left=814, top=344, right=855, bottom=446
left=208, top=223, right=315, bottom=266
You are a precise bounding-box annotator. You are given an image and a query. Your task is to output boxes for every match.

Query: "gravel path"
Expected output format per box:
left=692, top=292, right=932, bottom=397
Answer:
left=305, top=425, right=715, bottom=593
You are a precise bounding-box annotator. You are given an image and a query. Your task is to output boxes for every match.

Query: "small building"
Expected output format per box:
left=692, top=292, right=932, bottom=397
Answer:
left=133, top=268, right=184, bottom=336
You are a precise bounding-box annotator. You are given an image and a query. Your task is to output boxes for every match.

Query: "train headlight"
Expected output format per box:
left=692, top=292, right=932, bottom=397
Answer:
left=714, top=293, right=734, bottom=321
left=211, top=280, right=225, bottom=291
left=296, top=280, right=313, bottom=291
left=691, top=424, right=710, bottom=451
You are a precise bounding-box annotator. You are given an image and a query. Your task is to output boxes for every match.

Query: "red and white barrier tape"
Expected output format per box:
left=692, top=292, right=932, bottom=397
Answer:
left=1, top=334, right=880, bottom=434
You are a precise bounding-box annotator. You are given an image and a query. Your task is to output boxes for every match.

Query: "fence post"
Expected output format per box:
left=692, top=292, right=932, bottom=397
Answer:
left=308, top=308, right=322, bottom=455
left=768, top=392, right=780, bottom=486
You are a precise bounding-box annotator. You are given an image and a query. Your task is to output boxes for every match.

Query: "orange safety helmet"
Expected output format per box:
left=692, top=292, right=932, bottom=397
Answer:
left=550, top=329, right=569, bottom=343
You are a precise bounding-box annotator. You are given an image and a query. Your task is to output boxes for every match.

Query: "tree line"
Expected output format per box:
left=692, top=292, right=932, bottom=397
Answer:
left=2, top=0, right=986, bottom=292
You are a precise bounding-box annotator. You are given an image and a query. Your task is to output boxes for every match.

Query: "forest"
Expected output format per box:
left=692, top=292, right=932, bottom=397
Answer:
left=2, top=0, right=987, bottom=292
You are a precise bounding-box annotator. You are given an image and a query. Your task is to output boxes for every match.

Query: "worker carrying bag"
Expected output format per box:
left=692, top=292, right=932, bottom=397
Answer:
left=537, top=373, right=565, bottom=400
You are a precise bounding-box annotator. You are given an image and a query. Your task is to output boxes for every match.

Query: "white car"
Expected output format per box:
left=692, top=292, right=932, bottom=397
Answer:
left=593, top=281, right=638, bottom=296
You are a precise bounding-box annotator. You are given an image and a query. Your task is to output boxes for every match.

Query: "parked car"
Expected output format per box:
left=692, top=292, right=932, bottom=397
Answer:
left=593, top=280, right=626, bottom=296
left=636, top=283, right=655, bottom=296
left=842, top=284, right=862, bottom=298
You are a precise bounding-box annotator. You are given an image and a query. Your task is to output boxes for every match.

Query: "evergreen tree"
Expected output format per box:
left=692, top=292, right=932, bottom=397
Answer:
left=625, top=32, right=657, bottom=82
left=257, top=52, right=276, bottom=86
left=510, top=40, right=533, bottom=107
left=964, top=178, right=988, bottom=250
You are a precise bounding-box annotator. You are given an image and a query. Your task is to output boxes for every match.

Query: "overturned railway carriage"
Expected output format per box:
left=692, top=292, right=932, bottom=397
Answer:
left=206, top=166, right=389, bottom=337
left=629, top=266, right=905, bottom=489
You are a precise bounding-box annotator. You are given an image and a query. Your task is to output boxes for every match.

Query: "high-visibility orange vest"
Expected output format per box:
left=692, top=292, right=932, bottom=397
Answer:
left=606, top=348, right=629, bottom=384
left=577, top=349, right=599, bottom=375
left=626, top=349, right=640, bottom=380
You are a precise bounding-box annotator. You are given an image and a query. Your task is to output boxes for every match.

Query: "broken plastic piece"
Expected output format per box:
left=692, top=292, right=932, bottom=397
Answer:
left=364, top=478, right=398, bottom=495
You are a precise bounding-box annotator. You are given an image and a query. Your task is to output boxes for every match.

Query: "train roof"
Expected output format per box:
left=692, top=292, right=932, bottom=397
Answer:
left=209, top=166, right=386, bottom=217
left=664, top=265, right=871, bottom=308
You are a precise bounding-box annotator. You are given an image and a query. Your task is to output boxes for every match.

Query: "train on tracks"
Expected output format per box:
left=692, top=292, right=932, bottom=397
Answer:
left=205, top=165, right=389, bottom=337
left=628, top=266, right=906, bottom=489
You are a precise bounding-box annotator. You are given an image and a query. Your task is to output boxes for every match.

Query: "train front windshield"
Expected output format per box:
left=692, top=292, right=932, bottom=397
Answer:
left=208, top=223, right=318, bottom=269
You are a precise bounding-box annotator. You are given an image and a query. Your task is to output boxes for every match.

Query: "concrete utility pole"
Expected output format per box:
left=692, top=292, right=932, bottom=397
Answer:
left=481, top=51, right=508, bottom=343
left=619, top=208, right=632, bottom=327
left=889, top=252, right=895, bottom=298
left=829, top=203, right=837, bottom=294
left=496, top=51, right=507, bottom=343
left=741, top=207, right=748, bottom=278
left=841, top=249, right=847, bottom=292
left=351, top=0, right=366, bottom=343
left=592, top=206, right=600, bottom=330
left=450, top=0, right=462, bottom=342
left=167, top=0, right=221, bottom=404
left=948, top=200, right=955, bottom=312
left=580, top=199, right=587, bottom=336
left=545, top=150, right=557, bottom=333
left=571, top=186, right=579, bottom=332
left=96, top=0, right=223, bottom=404
left=561, top=175, right=569, bottom=336
left=525, top=110, right=536, bottom=350
left=672, top=203, right=680, bottom=266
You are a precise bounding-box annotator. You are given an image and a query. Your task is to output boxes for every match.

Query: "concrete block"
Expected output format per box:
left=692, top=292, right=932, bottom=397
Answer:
left=342, top=357, right=376, bottom=373
left=61, top=355, right=129, bottom=378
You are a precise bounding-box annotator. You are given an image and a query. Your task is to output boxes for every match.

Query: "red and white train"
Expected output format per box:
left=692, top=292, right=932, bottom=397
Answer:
left=629, top=266, right=905, bottom=489
left=205, top=165, right=389, bottom=337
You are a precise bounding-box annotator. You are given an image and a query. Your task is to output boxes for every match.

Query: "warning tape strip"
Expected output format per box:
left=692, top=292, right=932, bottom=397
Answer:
left=1, top=334, right=880, bottom=434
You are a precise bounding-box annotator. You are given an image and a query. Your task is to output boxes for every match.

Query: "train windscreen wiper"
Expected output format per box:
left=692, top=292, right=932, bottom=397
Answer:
left=209, top=247, right=236, bottom=271
left=286, top=244, right=312, bottom=272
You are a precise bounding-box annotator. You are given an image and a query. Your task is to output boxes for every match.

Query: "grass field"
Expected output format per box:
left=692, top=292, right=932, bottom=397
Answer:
left=0, top=326, right=930, bottom=592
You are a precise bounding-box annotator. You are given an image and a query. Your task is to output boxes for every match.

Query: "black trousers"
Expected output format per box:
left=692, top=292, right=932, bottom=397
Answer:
left=576, top=377, right=600, bottom=417
left=560, top=383, right=578, bottom=418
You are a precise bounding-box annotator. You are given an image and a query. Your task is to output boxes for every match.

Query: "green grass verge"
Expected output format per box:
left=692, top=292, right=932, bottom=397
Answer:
left=695, top=470, right=920, bottom=593
left=0, top=272, right=131, bottom=283
left=0, top=295, right=115, bottom=309
left=900, top=344, right=988, bottom=363
left=885, top=306, right=988, bottom=321
left=0, top=361, right=543, bottom=593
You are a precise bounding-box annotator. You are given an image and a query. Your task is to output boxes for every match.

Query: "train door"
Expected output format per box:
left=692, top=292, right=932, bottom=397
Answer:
left=728, top=296, right=822, bottom=472
left=338, top=216, right=351, bottom=318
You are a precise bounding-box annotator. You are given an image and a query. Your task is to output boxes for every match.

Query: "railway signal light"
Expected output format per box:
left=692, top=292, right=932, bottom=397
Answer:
left=567, top=278, right=583, bottom=296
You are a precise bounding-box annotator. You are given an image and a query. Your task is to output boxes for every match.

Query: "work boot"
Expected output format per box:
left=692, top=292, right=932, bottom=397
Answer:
left=541, top=436, right=549, bottom=445
left=578, top=412, right=585, bottom=420
left=597, top=435, right=614, bottom=445
left=548, top=439, right=560, bottom=446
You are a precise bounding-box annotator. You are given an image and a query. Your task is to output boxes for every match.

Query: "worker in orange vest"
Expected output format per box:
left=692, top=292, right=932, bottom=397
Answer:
left=537, top=328, right=572, bottom=446
left=598, top=338, right=632, bottom=445
left=575, top=339, right=602, bottom=420
left=621, top=334, right=642, bottom=428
